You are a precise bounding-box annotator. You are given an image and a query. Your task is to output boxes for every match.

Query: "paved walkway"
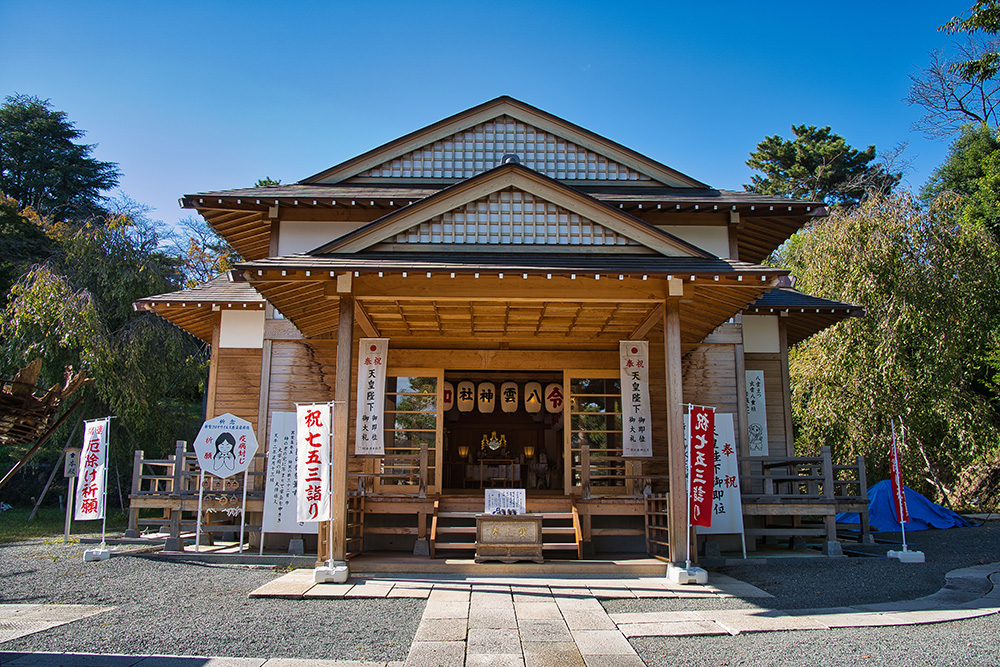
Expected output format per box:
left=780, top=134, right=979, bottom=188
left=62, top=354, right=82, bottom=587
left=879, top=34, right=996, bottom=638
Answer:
left=3, top=564, right=999, bottom=666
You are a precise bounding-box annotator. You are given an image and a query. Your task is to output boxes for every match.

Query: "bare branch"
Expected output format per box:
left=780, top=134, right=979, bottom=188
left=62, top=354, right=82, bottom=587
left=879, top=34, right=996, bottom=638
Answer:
left=906, top=38, right=1000, bottom=137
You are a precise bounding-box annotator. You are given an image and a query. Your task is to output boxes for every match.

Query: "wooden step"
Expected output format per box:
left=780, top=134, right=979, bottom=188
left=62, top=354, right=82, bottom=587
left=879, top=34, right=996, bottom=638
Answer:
left=435, top=526, right=477, bottom=534
left=433, top=542, right=477, bottom=550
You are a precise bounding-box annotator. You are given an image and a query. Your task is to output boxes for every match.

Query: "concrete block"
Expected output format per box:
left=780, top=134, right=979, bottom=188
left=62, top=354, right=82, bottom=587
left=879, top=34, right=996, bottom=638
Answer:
left=822, top=541, right=843, bottom=557
left=518, top=619, right=573, bottom=642
left=287, top=538, right=304, bottom=555
left=466, top=627, right=522, bottom=655
left=414, top=618, right=468, bottom=642
left=403, top=641, right=466, bottom=667
left=412, top=538, right=430, bottom=556
left=571, top=630, right=638, bottom=656
left=522, top=641, right=585, bottom=667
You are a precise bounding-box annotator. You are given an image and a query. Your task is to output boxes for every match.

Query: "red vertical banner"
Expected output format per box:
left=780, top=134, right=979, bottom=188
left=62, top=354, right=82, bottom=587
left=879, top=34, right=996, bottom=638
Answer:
left=297, top=403, right=331, bottom=523
left=689, top=406, right=716, bottom=528
left=889, top=421, right=909, bottom=524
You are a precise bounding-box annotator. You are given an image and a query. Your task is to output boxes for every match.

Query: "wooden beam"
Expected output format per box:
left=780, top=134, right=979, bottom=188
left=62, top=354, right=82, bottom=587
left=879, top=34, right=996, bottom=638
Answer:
left=629, top=303, right=664, bottom=339
left=663, top=299, right=686, bottom=565
left=354, top=302, right=380, bottom=337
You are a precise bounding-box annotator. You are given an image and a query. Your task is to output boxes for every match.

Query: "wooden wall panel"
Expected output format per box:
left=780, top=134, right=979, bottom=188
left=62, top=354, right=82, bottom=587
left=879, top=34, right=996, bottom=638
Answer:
left=744, top=354, right=789, bottom=457
left=212, top=348, right=264, bottom=434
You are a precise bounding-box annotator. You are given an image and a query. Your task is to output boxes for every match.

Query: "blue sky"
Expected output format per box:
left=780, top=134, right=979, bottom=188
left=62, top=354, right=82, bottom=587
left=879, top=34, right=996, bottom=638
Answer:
left=0, top=1, right=977, bottom=230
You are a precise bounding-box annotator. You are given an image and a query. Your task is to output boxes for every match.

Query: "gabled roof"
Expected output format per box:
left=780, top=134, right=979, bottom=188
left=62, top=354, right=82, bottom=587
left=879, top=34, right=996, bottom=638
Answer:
left=301, top=96, right=709, bottom=188
left=133, top=274, right=265, bottom=343
left=744, top=288, right=863, bottom=346
left=310, top=162, right=713, bottom=258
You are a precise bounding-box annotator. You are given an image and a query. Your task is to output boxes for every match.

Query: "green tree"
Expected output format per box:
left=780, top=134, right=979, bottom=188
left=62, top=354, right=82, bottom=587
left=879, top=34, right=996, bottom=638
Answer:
left=922, top=123, right=1000, bottom=200
left=0, top=94, right=120, bottom=220
left=745, top=125, right=901, bottom=206
left=781, top=193, right=1000, bottom=506
left=942, top=1, right=1000, bottom=81
left=254, top=176, right=281, bottom=187
left=0, top=195, right=54, bottom=299
left=1, top=201, right=207, bottom=474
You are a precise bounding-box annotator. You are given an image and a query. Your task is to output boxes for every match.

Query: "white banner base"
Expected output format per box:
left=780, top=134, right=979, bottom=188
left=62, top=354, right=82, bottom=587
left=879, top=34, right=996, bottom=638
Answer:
left=888, top=549, right=925, bottom=563
left=82, top=547, right=111, bottom=562
left=666, top=564, right=708, bottom=585
left=313, top=560, right=349, bottom=583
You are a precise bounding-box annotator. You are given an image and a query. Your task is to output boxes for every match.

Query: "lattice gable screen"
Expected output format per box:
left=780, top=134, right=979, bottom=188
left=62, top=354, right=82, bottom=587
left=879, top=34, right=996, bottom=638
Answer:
left=363, top=115, right=653, bottom=181
left=391, top=187, right=635, bottom=246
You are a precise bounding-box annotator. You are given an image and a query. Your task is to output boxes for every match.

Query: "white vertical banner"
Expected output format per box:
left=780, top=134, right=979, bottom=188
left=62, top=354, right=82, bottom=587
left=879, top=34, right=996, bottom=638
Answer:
left=74, top=418, right=110, bottom=521
left=263, top=412, right=317, bottom=534
left=745, top=370, right=768, bottom=455
left=696, top=414, right=745, bottom=536
left=297, top=403, right=331, bottom=523
left=620, top=341, right=652, bottom=457
left=355, top=338, right=388, bottom=456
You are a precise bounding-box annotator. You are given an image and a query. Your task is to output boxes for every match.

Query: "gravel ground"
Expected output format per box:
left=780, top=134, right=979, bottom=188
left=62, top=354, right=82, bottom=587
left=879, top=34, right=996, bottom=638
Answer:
left=607, top=521, right=1000, bottom=667
left=0, top=538, right=422, bottom=661
left=1, top=523, right=998, bottom=665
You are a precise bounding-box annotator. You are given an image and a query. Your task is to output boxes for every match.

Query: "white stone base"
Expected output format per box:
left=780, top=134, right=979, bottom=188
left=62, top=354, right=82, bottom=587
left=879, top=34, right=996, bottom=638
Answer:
left=888, top=549, right=925, bottom=563
left=667, top=564, right=708, bottom=585
left=82, top=548, right=111, bottom=562
left=313, top=561, right=349, bottom=583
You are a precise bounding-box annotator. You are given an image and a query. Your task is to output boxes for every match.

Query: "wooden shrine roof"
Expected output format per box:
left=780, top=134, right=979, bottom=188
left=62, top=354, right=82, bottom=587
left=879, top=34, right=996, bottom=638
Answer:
left=299, top=96, right=710, bottom=188
left=181, top=183, right=822, bottom=265
left=0, top=359, right=90, bottom=448
left=239, top=251, right=785, bottom=277
left=236, top=253, right=785, bottom=350
left=745, top=288, right=864, bottom=346
left=133, top=274, right=265, bottom=343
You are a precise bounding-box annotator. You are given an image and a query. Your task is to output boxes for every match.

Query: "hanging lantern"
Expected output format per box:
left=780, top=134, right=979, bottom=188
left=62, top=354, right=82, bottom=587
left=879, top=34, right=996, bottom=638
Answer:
left=500, top=381, right=519, bottom=413
left=544, top=383, right=564, bottom=413
left=524, top=382, right=543, bottom=413
left=477, top=382, right=496, bottom=413
left=442, top=381, right=455, bottom=411
left=457, top=381, right=475, bottom=412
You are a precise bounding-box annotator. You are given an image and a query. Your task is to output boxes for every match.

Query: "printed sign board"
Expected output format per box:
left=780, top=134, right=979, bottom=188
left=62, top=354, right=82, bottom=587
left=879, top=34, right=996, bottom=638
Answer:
left=193, top=413, right=259, bottom=478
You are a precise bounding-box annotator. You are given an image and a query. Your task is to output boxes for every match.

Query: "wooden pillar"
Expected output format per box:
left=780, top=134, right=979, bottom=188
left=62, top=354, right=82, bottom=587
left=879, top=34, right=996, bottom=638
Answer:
left=778, top=320, right=795, bottom=455
left=205, top=319, right=221, bottom=419
left=663, top=298, right=686, bottom=564
left=330, top=286, right=355, bottom=563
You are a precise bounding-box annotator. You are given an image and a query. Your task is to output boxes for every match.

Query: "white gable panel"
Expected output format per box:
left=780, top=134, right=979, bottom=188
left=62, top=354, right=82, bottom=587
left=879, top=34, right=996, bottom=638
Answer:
left=659, top=226, right=731, bottom=258
left=391, top=188, right=634, bottom=247
left=364, top=115, right=652, bottom=182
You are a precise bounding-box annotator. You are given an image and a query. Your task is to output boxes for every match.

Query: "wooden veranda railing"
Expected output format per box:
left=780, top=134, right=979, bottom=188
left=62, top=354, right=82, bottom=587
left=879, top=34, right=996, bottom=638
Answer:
left=740, top=446, right=870, bottom=546
left=126, top=440, right=266, bottom=545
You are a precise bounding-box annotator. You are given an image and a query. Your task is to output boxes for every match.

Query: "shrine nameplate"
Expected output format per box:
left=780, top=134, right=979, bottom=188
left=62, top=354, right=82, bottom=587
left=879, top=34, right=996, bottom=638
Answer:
left=475, top=514, right=543, bottom=564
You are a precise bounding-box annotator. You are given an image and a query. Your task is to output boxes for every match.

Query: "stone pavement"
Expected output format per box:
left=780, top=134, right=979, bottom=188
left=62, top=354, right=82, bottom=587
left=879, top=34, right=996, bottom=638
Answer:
left=3, top=564, right=999, bottom=666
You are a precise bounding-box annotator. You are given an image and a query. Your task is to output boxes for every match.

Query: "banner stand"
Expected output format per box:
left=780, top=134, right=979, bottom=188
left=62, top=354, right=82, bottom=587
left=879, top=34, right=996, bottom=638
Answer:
left=888, top=420, right=925, bottom=563
left=195, top=469, right=205, bottom=553
left=314, top=402, right=347, bottom=584
left=238, top=468, right=249, bottom=553
left=667, top=404, right=709, bottom=585
left=81, top=416, right=114, bottom=562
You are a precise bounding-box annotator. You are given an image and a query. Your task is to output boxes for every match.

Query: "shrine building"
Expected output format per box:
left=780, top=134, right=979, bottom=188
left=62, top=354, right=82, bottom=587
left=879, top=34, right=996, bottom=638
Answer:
left=135, top=97, right=866, bottom=571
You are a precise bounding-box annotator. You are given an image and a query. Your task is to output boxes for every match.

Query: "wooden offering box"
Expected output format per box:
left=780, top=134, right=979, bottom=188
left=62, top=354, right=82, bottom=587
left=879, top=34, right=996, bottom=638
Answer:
left=475, top=514, right=543, bottom=563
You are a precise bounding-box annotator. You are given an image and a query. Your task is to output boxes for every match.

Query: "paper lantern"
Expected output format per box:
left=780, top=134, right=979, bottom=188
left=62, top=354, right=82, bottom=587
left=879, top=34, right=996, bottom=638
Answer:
left=457, top=381, right=475, bottom=412
left=500, top=381, right=519, bottom=413
left=524, top=382, right=543, bottom=413
left=544, top=383, right=564, bottom=413
left=477, top=382, right=496, bottom=413
left=442, top=381, right=455, bottom=411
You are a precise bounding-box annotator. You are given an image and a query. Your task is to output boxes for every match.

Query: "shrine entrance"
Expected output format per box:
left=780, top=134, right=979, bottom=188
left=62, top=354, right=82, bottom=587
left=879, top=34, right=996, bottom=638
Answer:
left=441, top=371, right=564, bottom=493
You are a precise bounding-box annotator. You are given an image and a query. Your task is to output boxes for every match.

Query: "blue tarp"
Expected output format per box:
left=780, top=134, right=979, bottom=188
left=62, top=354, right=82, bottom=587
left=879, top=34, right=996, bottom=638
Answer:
left=837, top=480, right=975, bottom=532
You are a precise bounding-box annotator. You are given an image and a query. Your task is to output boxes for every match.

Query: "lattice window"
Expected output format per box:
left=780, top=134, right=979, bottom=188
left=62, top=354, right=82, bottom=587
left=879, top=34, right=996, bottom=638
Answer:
left=392, top=188, right=633, bottom=246
left=364, top=115, right=651, bottom=181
